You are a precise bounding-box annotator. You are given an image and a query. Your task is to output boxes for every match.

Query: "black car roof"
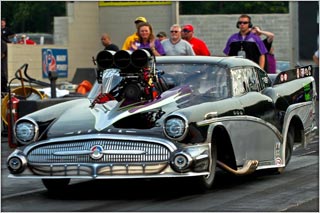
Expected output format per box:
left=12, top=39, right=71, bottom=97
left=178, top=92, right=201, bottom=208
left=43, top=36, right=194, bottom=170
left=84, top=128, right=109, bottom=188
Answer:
left=155, top=56, right=260, bottom=69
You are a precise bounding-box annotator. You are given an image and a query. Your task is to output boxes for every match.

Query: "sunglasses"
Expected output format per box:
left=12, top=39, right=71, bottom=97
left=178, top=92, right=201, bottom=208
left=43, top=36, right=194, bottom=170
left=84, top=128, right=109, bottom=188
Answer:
left=182, top=29, right=191, bottom=33
left=170, top=30, right=179, bottom=33
left=237, top=21, right=249, bottom=25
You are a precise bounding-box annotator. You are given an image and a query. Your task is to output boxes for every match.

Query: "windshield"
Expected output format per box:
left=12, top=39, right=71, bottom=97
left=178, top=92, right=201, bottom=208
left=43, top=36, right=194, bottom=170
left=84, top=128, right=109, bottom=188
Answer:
left=88, top=63, right=231, bottom=102
left=156, top=63, right=231, bottom=100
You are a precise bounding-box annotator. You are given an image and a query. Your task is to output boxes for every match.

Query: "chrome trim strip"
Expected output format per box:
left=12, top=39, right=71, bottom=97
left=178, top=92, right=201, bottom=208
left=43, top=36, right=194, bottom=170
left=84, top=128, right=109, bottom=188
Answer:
left=53, top=150, right=146, bottom=156
left=101, top=150, right=146, bottom=155
left=53, top=150, right=91, bottom=155
left=198, top=115, right=283, bottom=140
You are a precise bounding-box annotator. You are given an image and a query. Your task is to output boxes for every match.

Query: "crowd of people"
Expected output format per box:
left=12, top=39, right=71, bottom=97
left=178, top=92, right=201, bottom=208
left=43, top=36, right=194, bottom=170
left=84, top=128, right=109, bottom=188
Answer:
left=101, top=15, right=283, bottom=73
left=2, top=15, right=319, bottom=96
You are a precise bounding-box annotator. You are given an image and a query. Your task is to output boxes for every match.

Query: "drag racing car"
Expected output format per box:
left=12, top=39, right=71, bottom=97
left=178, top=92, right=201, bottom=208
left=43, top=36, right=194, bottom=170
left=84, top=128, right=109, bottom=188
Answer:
left=7, top=49, right=318, bottom=192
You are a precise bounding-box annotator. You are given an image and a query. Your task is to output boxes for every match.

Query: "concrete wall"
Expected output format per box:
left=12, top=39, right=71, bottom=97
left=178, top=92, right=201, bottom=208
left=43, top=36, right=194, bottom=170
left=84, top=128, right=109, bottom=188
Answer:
left=67, top=2, right=100, bottom=74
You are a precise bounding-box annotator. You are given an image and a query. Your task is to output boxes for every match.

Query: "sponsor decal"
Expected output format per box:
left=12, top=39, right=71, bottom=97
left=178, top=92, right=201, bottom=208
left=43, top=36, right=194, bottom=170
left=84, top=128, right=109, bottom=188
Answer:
left=275, top=157, right=282, bottom=165
left=274, top=142, right=281, bottom=158
left=42, top=48, right=68, bottom=78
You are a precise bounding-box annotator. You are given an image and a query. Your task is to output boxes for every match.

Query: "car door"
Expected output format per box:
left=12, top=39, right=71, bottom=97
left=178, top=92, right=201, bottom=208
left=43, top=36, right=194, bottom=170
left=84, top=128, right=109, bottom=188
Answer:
left=229, top=67, right=279, bottom=164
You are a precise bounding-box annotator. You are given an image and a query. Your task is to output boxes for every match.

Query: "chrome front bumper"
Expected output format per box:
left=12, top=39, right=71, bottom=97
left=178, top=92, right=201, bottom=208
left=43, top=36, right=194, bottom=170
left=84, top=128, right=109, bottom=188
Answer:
left=7, top=134, right=210, bottom=179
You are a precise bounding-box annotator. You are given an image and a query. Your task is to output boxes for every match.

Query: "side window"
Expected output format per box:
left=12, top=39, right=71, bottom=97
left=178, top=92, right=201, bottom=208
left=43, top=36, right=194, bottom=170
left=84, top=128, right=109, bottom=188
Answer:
left=231, top=67, right=261, bottom=96
left=247, top=68, right=260, bottom=92
left=231, top=68, right=246, bottom=96
left=256, top=67, right=272, bottom=89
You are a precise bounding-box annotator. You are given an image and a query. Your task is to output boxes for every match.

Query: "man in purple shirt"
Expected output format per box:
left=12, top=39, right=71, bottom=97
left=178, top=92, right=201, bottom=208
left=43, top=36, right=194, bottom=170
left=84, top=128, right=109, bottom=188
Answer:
left=223, top=14, right=267, bottom=69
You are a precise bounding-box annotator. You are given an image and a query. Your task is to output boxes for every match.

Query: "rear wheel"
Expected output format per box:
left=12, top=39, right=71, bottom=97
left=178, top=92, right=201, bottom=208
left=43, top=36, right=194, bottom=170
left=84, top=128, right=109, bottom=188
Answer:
left=263, top=126, right=295, bottom=175
left=195, top=142, right=217, bottom=190
left=42, top=178, right=70, bottom=192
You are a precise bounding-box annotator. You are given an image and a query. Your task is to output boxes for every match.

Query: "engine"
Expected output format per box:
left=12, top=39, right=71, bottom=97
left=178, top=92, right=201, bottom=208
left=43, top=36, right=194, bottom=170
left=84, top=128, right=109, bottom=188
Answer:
left=95, top=49, right=168, bottom=104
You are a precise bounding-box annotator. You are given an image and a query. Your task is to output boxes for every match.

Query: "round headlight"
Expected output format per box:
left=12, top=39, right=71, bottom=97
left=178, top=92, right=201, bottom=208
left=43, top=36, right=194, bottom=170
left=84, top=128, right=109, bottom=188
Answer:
left=14, top=119, right=38, bottom=144
left=164, top=116, right=188, bottom=140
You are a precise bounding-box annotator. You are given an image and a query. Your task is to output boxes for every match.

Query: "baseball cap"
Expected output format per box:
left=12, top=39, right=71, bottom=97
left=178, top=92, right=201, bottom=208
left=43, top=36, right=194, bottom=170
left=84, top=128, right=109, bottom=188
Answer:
left=182, top=24, right=194, bottom=32
left=134, top=16, right=147, bottom=24
left=157, top=31, right=167, bottom=37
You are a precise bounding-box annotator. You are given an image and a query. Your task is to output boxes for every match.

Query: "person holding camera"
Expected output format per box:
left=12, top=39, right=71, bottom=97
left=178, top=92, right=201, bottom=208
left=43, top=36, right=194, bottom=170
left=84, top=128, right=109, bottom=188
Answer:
left=223, top=14, right=267, bottom=69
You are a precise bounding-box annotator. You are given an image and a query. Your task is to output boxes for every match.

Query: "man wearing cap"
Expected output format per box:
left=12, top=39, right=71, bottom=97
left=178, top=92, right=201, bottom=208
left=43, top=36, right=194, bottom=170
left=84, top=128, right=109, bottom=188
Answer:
left=181, top=24, right=211, bottom=56
left=122, top=16, right=147, bottom=50
left=156, top=31, right=167, bottom=41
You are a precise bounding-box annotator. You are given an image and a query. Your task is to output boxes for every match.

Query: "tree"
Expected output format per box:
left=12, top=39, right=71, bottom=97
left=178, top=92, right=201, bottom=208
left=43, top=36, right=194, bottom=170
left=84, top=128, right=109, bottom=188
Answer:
left=1, top=1, right=66, bottom=33
left=180, top=1, right=289, bottom=14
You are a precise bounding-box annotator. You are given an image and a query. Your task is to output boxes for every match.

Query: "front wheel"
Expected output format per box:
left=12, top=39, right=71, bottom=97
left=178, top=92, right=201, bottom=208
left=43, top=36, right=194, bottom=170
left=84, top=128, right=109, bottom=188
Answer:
left=285, top=126, right=295, bottom=165
left=42, top=178, right=70, bottom=192
left=195, top=142, right=217, bottom=190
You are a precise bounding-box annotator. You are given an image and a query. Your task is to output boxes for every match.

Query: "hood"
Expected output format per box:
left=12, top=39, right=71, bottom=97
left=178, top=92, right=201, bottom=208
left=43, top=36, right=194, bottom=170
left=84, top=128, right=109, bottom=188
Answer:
left=47, top=85, right=192, bottom=137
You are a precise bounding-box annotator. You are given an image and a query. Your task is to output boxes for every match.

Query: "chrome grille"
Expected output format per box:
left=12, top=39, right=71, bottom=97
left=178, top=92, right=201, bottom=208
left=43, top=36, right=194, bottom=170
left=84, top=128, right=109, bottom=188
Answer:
left=27, top=140, right=171, bottom=164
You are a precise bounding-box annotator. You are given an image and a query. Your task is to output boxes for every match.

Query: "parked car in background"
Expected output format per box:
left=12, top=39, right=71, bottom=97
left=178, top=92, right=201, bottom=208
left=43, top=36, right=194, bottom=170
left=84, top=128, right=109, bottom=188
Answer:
left=7, top=49, right=317, bottom=193
left=276, top=60, right=290, bottom=73
left=11, top=33, right=53, bottom=45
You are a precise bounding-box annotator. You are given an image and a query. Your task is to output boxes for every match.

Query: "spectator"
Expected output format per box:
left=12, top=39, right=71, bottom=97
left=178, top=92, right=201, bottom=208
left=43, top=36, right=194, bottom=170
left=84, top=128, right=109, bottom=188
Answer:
left=1, top=18, right=15, bottom=43
left=1, top=38, right=8, bottom=93
left=18, top=34, right=36, bottom=45
left=181, top=24, right=211, bottom=56
left=156, top=31, right=167, bottom=41
left=122, top=16, right=147, bottom=50
left=101, top=33, right=119, bottom=51
left=223, top=14, right=267, bottom=69
left=161, top=24, right=195, bottom=56
left=313, top=49, right=319, bottom=66
left=251, top=26, right=276, bottom=73
left=130, top=22, right=165, bottom=56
